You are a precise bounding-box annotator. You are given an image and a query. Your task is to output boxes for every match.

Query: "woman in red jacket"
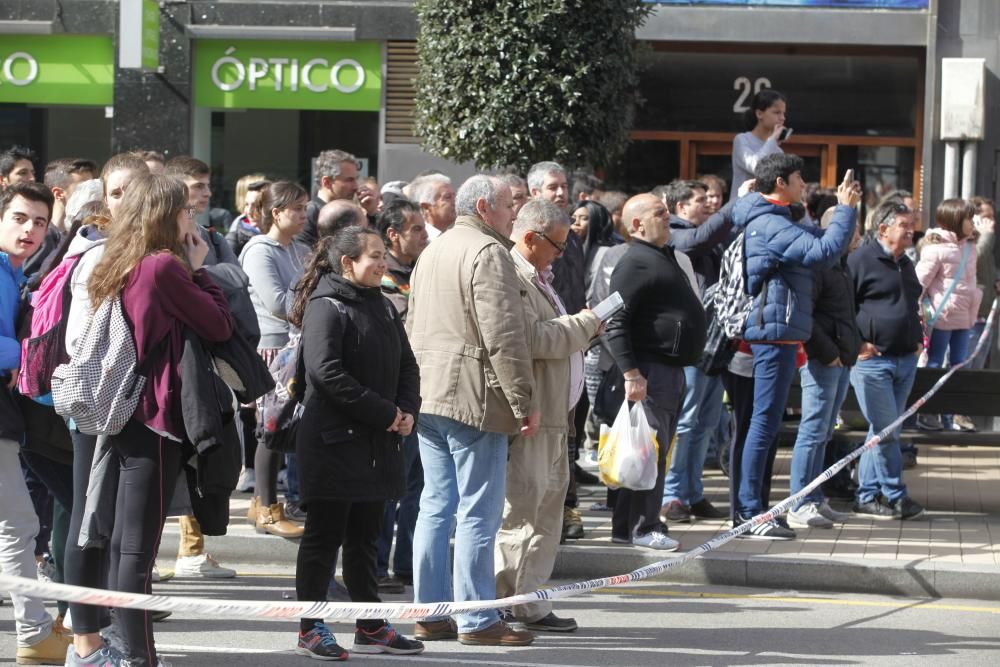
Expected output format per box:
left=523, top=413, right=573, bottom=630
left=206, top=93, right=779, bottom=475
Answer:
left=66, top=174, right=232, bottom=667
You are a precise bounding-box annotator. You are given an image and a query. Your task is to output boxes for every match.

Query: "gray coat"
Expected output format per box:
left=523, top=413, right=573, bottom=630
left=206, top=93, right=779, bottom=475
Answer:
left=239, top=235, right=310, bottom=349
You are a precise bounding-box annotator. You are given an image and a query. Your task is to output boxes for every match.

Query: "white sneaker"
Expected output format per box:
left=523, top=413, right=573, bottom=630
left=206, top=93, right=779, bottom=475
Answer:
left=235, top=468, right=255, bottom=493
left=817, top=500, right=849, bottom=522
left=36, top=555, right=56, bottom=583
left=174, top=553, right=236, bottom=579
left=151, top=565, right=161, bottom=582
left=276, top=469, right=288, bottom=491
left=788, top=503, right=834, bottom=529
left=631, top=530, right=680, bottom=551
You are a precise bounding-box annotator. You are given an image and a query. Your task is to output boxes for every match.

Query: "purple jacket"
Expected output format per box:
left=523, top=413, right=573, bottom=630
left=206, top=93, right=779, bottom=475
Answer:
left=122, top=253, right=233, bottom=439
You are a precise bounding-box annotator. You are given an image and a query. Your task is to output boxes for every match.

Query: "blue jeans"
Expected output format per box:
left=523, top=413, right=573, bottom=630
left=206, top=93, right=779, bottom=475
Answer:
left=663, top=366, right=723, bottom=506
left=376, top=431, right=423, bottom=578
left=926, top=327, right=971, bottom=369
left=284, top=453, right=300, bottom=503
left=850, top=353, right=918, bottom=504
left=412, top=414, right=507, bottom=633
left=736, top=343, right=798, bottom=516
left=969, top=320, right=992, bottom=370
left=790, top=360, right=851, bottom=508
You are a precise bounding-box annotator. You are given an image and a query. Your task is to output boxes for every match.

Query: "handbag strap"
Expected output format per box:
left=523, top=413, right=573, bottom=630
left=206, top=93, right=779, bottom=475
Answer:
left=925, top=241, right=972, bottom=329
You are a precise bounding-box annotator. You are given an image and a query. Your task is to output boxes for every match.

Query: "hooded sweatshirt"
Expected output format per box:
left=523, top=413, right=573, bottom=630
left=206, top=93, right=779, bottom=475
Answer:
left=239, top=234, right=310, bottom=349
left=64, top=224, right=108, bottom=358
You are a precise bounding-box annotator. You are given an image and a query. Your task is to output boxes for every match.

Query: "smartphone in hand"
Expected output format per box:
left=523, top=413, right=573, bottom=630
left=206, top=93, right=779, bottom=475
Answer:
left=778, top=127, right=794, bottom=142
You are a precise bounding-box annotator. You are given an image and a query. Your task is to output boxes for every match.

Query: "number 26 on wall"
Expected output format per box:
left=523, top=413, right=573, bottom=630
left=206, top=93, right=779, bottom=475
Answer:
left=733, top=77, right=772, bottom=113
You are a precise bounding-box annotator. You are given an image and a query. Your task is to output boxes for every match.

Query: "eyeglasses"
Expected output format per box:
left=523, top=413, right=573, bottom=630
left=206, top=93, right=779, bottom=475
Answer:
left=538, top=232, right=566, bottom=254
left=878, top=201, right=912, bottom=228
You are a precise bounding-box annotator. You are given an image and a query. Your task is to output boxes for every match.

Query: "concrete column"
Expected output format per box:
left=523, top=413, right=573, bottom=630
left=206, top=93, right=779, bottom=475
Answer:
left=943, top=140, right=960, bottom=200
left=961, top=140, right=978, bottom=199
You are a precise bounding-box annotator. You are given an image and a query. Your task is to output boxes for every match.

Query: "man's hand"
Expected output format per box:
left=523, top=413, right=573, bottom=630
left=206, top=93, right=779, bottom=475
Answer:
left=358, top=186, right=379, bottom=216
left=857, top=342, right=881, bottom=361
left=623, top=369, right=647, bottom=402
left=520, top=411, right=541, bottom=438
left=398, top=412, right=415, bottom=437
left=836, top=170, right=862, bottom=208
left=387, top=407, right=404, bottom=432
left=737, top=179, right=756, bottom=199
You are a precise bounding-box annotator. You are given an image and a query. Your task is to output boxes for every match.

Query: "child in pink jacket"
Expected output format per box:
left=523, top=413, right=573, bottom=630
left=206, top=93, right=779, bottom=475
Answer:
left=915, top=198, right=983, bottom=431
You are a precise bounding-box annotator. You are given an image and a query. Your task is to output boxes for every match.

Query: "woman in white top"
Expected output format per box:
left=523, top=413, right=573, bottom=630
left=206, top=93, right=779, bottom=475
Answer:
left=730, top=89, right=788, bottom=200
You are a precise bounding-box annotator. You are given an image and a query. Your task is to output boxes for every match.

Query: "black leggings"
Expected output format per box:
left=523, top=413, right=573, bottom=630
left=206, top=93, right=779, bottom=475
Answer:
left=65, top=430, right=116, bottom=634
left=254, top=446, right=282, bottom=506
left=297, top=499, right=384, bottom=633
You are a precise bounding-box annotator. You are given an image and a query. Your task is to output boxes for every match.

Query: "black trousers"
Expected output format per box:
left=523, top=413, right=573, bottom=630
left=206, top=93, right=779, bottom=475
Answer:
left=65, top=430, right=115, bottom=634
left=297, top=499, right=385, bottom=632
left=109, top=420, right=181, bottom=667
left=610, top=362, right=684, bottom=540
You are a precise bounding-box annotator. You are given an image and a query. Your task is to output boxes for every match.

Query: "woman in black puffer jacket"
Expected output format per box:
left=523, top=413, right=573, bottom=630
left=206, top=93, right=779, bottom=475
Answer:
left=286, top=227, right=423, bottom=659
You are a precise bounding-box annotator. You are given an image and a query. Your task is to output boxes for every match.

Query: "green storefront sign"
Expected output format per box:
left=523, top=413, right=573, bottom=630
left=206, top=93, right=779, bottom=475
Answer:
left=195, top=40, right=382, bottom=111
left=0, top=35, right=114, bottom=105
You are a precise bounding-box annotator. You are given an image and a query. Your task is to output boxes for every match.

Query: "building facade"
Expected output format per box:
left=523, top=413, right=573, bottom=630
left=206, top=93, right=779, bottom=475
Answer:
left=0, top=0, right=996, bottom=221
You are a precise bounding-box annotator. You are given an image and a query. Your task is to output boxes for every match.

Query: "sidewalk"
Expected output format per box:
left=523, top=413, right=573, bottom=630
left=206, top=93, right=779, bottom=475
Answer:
left=560, top=442, right=1000, bottom=600
left=156, top=443, right=1000, bottom=602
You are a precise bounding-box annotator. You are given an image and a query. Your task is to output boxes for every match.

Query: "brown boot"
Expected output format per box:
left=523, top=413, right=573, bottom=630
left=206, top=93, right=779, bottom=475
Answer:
left=255, top=502, right=304, bottom=539
left=414, top=618, right=458, bottom=641
left=246, top=496, right=260, bottom=525
left=15, top=628, right=72, bottom=665
left=458, top=621, right=533, bottom=646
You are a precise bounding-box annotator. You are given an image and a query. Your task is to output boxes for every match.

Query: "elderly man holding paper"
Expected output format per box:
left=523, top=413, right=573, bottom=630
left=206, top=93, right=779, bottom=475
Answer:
left=494, top=198, right=602, bottom=634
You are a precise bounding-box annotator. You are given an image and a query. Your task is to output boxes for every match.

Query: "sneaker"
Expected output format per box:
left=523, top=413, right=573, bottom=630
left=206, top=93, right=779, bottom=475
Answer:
left=562, top=507, right=585, bottom=540
left=787, top=503, right=834, bottom=529
left=852, top=496, right=896, bottom=519
left=284, top=501, right=307, bottom=523
left=588, top=502, right=612, bottom=512
left=916, top=414, right=943, bottom=431
left=631, top=529, right=680, bottom=551
left=149, top=565, right=173, bottom=583
left=150, top=610, right=172, bottom=623
left=377, top=575, right=406, bottom=594
left=173, top=554, right=236, bottom=579
left=659, top=500, right=691, bottom=523
left=889, top=496, right=925, bottom=520
left=64, top=642, right=127, bottom=667
left=36, top=554, right=56, bottom=583
left=735, top=516, right=796, bottom=540
left=235, top=467, right=255, bottom=493
left=901, top=450, right=918, bottom=469
left=353, top=624, right=425, bottom=655
left=101, top=620, right=129, bottom=657
left=413, top=619, right=457, bottom=641
left=276, top=468, right=288, bottom=491
left=817, top=500, right=849, bottom=522
left=689, top=498, right=727, bottom=519
left=458, top=621, right=534, bottom=646
left=952, top=414, right=977, bottom=432
left=14, top=628, right=71, bottom=665
left=296, top=623, right=348, bottom=661
left=573, top=464, right=601, bottom=486
left=522, top=612, right=578, bottom=633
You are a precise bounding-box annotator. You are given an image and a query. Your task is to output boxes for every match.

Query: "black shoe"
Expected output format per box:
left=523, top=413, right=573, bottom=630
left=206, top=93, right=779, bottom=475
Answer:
left=889, top=496, right=925, bottom=520
left=901, top=450, right=918, bottom=469
left=659, top=500, right=691, bottom=523
left=522, top=612, right=577, bottom=633
left=734, top=515, right=796, bottom=540
left=150, top=610, right=171, bottom=622
left=574, top=464, right=601, bottom=486
left=689, top=498, right=727, bottom=519
left=852, top=496, right=896, bottom=519
left=377, top=575, right=406, bottom=594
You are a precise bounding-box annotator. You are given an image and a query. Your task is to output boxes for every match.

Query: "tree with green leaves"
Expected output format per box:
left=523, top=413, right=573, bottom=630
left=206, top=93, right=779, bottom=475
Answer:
left=413, top=1, right=651, bottom=173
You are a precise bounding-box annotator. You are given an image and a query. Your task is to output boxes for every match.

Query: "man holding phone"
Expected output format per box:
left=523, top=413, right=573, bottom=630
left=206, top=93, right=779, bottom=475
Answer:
left=731, top=156, right=860, bottom=540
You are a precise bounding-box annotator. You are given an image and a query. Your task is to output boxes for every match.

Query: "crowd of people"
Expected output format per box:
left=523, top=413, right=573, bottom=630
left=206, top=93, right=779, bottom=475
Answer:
left=0, top=87, right=998, bottom=665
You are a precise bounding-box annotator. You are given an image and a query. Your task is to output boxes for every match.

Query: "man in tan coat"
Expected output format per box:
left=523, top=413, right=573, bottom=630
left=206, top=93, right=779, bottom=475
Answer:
left=495, top=199, right=601, bottom=633
left=407, top=175, right=540, bottom=647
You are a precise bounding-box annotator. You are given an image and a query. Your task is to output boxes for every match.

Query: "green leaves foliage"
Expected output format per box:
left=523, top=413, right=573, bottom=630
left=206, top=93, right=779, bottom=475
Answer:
left=413, top=1, right=651, bottom=173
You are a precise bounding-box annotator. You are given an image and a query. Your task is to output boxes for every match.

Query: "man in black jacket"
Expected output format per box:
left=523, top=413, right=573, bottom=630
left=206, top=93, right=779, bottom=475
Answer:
left=659, top=180, right=735, bottom=524
left=603, top=193, right=707, bottom=550
left=848, top=200, right=925, bottom=520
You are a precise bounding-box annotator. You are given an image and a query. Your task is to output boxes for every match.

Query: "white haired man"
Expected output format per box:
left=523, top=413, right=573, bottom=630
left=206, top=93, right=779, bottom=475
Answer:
left=495, top=198, right=601, bottom=633
left=406, top=173, right=456, bottom=241
left=408, top=175, right=539, bottom=646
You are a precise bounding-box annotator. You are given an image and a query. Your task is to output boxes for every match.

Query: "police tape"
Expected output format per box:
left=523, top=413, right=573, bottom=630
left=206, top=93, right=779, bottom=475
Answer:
left=1, top=299, right=995, bottom=621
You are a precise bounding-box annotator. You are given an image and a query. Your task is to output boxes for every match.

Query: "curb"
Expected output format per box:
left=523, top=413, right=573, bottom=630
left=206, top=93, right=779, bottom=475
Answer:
left=553, top=545, right=1000, bottom=601
left=157, top=524, right=1000, bottom=602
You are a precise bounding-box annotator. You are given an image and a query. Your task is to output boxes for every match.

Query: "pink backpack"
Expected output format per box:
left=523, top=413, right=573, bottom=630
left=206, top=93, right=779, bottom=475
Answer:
left=17, top=248, right=94, bottom=398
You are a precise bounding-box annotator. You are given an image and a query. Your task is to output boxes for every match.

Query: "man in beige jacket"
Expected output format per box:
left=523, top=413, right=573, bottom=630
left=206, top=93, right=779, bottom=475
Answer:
left=407, top=174, right=540, bottom=647
left=495, top=199, right=601, bottom=633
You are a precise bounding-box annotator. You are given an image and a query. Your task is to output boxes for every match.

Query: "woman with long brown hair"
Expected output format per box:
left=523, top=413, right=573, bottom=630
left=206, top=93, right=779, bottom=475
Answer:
left=65, top=174, right=232, bottom=667
left=289, top=228, right=422, bottom=659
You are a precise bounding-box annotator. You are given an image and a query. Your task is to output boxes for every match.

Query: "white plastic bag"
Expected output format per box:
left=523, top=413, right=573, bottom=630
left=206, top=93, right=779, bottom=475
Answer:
left=597, top=400, right=659, bottom=491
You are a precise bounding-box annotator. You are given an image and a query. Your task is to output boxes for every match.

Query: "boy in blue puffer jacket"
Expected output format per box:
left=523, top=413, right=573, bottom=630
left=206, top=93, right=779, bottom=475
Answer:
left=730, top=155, right=861, bottom=540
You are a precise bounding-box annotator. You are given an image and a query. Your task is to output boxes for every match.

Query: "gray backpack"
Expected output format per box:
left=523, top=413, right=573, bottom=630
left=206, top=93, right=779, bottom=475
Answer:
left=51, top=296, right=146, bottom=436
